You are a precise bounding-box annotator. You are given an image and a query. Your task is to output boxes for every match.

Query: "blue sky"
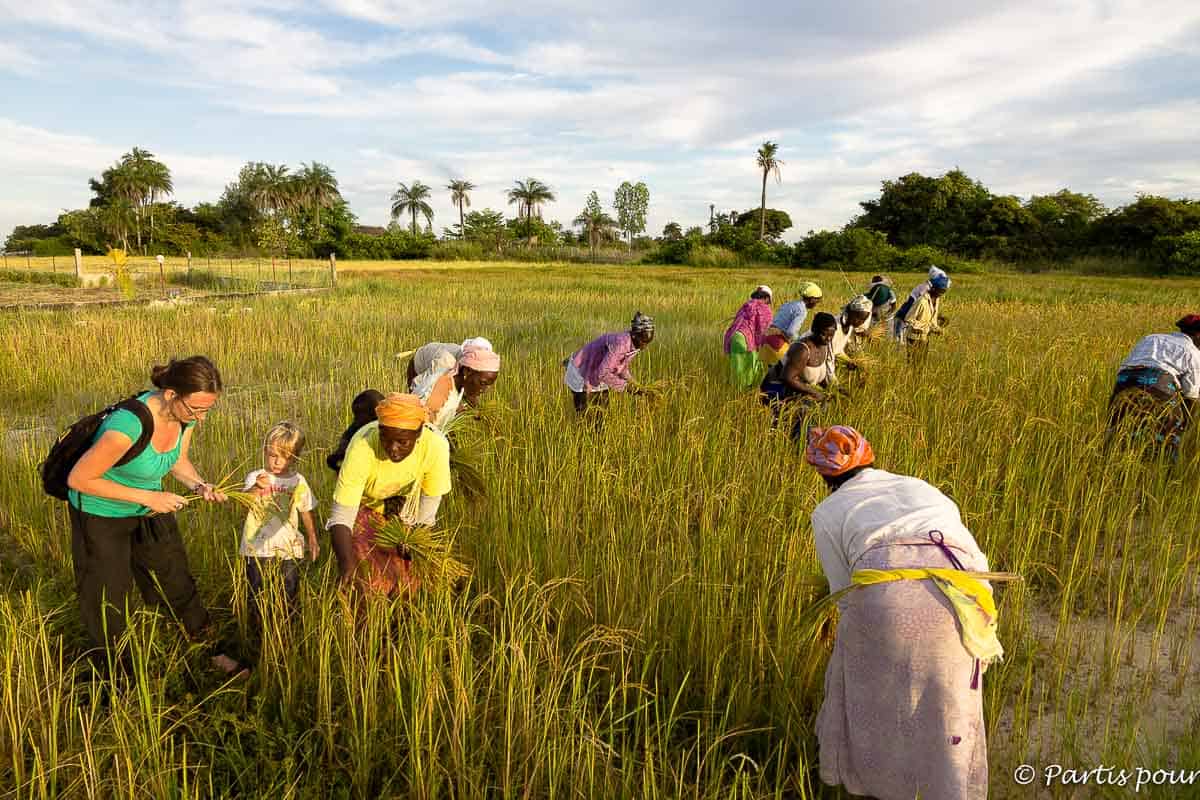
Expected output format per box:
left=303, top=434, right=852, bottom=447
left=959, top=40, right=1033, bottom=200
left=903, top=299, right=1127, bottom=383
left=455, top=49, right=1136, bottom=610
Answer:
left=2, top=0, right=1198, bottom=243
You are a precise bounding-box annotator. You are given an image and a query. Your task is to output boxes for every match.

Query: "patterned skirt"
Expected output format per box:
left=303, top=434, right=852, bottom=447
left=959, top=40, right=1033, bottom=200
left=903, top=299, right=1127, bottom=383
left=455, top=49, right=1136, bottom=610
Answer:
left=818, top=541, right=989, bottom=800
left=1107, top=367, right=1187, bottom=453
left=350, top=507, right=420, bottom=597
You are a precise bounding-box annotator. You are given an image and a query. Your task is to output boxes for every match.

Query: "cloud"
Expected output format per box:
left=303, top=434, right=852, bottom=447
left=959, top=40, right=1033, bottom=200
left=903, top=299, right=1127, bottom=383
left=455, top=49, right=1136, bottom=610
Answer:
left=3, top=0, right=1200, bottom=243
left=0, top=42, right=39, bottom=75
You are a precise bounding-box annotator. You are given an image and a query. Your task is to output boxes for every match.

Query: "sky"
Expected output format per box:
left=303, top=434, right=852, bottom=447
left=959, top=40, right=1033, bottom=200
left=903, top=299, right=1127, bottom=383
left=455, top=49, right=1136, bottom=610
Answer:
left=1, top=0, right=1198, bottom=243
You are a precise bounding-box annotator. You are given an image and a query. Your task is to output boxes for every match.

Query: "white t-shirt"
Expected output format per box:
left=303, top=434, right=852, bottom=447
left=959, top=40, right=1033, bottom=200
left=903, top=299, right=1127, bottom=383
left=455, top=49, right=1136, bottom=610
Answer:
left=809, top=468, right=987, bottom=592
left=1120, top=333, right=1200, bottom=399
left=239, top=470, right=318, bottom=559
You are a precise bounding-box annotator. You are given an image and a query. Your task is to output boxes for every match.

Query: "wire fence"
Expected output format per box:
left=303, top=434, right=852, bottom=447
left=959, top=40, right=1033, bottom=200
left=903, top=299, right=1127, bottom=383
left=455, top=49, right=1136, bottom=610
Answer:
left=0, top=252, right=336, bottom=293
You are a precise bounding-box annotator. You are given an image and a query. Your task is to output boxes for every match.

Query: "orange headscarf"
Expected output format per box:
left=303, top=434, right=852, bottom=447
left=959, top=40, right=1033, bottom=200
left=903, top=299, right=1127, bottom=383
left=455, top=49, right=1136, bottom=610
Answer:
left=375, top=393, right=428, bottom=430
left=805, top=425, right=875, bottom=476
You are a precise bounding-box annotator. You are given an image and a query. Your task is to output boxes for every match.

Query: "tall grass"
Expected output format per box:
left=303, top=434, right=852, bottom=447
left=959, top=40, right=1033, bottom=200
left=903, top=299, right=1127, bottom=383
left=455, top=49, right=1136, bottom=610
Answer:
left=1, top=265, right=1198, bottom=796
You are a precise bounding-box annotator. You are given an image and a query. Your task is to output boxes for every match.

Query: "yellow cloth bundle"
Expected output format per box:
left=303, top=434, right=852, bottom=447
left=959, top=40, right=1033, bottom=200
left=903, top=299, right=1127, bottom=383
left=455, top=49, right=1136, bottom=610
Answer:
left=852, top=568, right=1009, bottom=664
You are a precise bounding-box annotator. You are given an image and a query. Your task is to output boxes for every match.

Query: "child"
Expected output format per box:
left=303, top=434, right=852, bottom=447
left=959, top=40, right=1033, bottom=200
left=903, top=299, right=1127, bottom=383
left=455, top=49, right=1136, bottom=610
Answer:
left=326, top=389, right=385, bottom=472
left=241, top=421, right=319, bottom=626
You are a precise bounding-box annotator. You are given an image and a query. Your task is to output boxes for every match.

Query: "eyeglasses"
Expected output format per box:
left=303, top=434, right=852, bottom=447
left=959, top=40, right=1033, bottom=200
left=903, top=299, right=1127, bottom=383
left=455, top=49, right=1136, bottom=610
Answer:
left=176, top=395, right=213, bottom=420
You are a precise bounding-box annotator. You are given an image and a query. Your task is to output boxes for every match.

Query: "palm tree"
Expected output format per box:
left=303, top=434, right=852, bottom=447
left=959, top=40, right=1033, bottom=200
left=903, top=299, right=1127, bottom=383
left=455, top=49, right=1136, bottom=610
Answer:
left=447, top=179, right=475, bottom=239
left=141, top=159, right=173, bottom=247
left=391, top=181, right=434, bottom=235
left=506, top=178, right=556, bottom=224
left=296, top=162, right=340, bottom=229
left=756, top=141, right=784, bottom=240
left=250, top=164, right=294, bottom=219
left=574, top=191, right=618, bottom=263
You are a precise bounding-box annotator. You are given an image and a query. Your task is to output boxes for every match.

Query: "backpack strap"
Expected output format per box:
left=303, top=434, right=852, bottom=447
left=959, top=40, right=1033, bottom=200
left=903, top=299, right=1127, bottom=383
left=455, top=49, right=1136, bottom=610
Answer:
left=112, top=395, right=156, bottom=467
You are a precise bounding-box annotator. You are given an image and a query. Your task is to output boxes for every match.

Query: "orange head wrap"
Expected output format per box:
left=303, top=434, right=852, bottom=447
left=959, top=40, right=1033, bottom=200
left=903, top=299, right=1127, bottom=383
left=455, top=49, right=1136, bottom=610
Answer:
left=805, top=425, right=875, bottom=477
left=375, top=392, right=428, bottom=430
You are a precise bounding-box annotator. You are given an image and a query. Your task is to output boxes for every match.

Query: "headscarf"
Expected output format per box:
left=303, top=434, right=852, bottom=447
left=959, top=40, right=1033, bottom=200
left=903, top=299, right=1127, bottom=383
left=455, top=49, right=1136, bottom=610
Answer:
left=799, top=281, right=823, bottom=299
left=868, top=275, right=892, bottom=287
left=931, top=275, right=950, bottom=291
left=1177, top=315, right=1200, bottom=334
left=460, top=336, right=494, bottom=351
left=805, top=425, right=875, bottom=477
left=845, top=295, right=873, bottom=315
left=754, top=285, right=774, bottom=301
left=631, top=311, right=655, bottom=334
left=375, top=393, right=428, bottom=430
left=459, top=343, right=501, bottom=372
left=928, top=265, right=948, bottom=281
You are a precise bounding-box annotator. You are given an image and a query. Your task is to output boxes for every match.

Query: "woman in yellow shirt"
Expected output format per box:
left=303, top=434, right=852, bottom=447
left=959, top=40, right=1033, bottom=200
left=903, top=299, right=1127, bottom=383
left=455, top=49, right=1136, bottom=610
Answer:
left=326, top=393, right=451, bottom=595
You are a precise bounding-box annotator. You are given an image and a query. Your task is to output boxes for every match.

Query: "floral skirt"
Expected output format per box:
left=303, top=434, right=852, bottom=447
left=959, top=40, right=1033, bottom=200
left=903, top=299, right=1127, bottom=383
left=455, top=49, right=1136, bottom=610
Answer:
left=351, top=507, right=420, bottom=597
left=1107, top=367, right=1187, bottom=455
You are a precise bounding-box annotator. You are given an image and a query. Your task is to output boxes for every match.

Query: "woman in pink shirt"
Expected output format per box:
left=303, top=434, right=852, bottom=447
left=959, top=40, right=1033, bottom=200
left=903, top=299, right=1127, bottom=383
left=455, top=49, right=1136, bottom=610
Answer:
left=564, top=312, right=655, bottom=416
left=723, top=285, right=774, bottom=390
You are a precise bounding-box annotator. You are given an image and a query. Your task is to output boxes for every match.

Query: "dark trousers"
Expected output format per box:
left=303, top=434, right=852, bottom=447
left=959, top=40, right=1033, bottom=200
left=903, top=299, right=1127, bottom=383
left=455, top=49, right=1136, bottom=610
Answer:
left=69, top=506, right=210, bottom=660
left=244, top=557, right=300, bottom=628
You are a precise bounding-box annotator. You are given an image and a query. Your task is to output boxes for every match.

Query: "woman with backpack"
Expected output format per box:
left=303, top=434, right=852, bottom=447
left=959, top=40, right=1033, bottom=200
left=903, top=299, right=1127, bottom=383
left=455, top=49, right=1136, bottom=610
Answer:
left=64, top=355, right=246, bottom=677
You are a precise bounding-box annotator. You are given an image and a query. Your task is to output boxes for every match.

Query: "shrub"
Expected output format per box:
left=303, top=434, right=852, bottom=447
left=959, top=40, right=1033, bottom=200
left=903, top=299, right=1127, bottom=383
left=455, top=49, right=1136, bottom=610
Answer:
left=430, top=241, right=485, bottom=261
left=794, top=228, right=896, bottom=271
left=686, top=245, right=740, bottom=269
left=1165, top=231, right=1200, bottom=275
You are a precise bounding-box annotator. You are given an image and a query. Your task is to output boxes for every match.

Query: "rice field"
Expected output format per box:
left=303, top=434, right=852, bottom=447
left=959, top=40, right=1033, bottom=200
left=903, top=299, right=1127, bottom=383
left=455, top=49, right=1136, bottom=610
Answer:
left=1, top=262, right=1199, bottom=798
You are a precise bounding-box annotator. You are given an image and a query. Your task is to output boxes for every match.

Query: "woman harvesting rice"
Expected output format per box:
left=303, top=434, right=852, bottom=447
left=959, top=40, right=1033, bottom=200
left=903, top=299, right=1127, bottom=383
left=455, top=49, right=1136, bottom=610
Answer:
left=829, top=295, right=873, bottom=376
left=864, top=274, right=896, bottom=326
left=1108, top=314, right=1200, bottom=459
left=65, top=356, right=245, bottom=677
left=806, top=425, right=1001, bottom=800
left=759, top=281, right=823, bottom=366
left=564, top=312, right=655, bottom=414
left=408, top=339, right=501, bottom=430
left=327, top=393, right=451, bottom=595
left=893, top=265, right=949, bottom=340
left=898, top=275, right=949, bottom=362
left=759, top=312, right=837, bottom=439
left=723, top=285, right=774, bottom=389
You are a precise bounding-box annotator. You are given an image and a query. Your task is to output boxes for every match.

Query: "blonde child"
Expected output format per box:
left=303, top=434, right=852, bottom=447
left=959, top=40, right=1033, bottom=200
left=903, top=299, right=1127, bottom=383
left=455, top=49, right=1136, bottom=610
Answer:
left=240, top=422, right=318, bottom=624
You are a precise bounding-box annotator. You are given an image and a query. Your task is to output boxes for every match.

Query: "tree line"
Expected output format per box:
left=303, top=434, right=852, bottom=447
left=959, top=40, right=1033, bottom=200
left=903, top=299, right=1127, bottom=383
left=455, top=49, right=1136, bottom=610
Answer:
left=5, top=144, right=1199, bottom=273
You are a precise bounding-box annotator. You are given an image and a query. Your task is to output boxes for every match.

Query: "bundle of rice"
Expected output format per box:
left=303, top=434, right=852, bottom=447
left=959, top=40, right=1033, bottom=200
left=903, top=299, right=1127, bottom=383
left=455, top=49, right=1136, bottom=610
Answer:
left=370, top=516, right=471, bottom=587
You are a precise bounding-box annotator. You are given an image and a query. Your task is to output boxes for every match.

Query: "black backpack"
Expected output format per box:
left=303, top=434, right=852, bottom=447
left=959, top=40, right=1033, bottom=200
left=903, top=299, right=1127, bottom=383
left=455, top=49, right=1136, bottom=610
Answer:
left=40, top=395, right=155, bottom=501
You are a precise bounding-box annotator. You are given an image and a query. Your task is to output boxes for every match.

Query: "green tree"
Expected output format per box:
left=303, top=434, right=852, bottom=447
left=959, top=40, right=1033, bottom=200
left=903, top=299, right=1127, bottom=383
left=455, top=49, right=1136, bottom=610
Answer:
left=613, top=181, right=650, bottom=249
left=249, top=163, right=295, bottom=220
left=295, top=162, right=341, bottom=230
left=662, top=222, right=683, bottom=241
left=574, top=191, right=618, bottom=262
left=390, top=181, right=435, bottom=235
left=463, top=209, right=509, bottom=253
left=447, top=179, right=475, bottom=239
left=756, top=141, right=784, bottom=241
left=506, top=178, right=556, bottom=228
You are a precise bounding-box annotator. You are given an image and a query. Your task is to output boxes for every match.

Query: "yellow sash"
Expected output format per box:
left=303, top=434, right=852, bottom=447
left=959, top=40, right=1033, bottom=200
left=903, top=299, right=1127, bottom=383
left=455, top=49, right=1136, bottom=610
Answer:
left=852, top=568, right=1015, bottom=663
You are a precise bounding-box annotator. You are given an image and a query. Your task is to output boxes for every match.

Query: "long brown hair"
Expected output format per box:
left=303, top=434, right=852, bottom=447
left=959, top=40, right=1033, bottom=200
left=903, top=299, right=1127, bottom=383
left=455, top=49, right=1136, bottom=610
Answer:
left=150, top=356, right=223, bottom=396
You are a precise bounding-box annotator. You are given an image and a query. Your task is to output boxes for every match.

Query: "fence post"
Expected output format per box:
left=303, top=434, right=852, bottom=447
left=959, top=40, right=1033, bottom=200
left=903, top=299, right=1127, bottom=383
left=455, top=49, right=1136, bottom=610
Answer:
left=186, top=251, right=192, bottom=275
left=229, top=257, right=234, bottom=278
left=329, top=253, right=337, bottom=287
left=52, top=254, right=57, bottom=272
left=27, top=252, right=32, bottom=272
left=74, top=248, right=83, bottom=283
left=272, top=256, right=277, bottom=282
left=156, top=254, right=166, bottom=296
left=287, top=257, right=292, bottom=286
